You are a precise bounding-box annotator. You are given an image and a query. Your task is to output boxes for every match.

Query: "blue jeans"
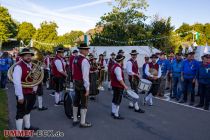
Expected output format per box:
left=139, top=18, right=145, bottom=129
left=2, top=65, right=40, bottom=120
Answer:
left=0, top=71, right=8, bottom=88
left=172, top=77, right=182, bottom=100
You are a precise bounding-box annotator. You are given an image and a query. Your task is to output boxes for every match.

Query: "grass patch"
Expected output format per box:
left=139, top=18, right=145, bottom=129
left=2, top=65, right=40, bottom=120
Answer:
left=0, top=89, right=9, bottom=139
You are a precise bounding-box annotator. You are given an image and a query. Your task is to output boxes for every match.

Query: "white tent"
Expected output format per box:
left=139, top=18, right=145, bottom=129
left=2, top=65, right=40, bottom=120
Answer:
left=194, top=46, right=210, bottom=61
left=71, top=46, right=160, bottom=67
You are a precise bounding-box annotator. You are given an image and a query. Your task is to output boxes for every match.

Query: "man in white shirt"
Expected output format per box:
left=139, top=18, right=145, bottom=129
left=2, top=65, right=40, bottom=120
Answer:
left=13, top=48, right=39, bottom=139
left=126, top=50, right=145, bottom=113
left=144, top=54, right=162, bottom=106
left=51, top=46, right=67, bottom=106
left=111, top=54, right=128, bottom=119
left=72, top=43, right=92, bottom=128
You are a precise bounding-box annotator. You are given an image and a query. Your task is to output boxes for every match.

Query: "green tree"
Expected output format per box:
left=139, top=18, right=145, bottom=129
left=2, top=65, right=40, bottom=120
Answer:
left=17, top=22, right=36, bottom=44
left=33, top=21, right=58, bottom=52
left=62, top=31, right=84, bottom=46
left=0, top=6, right=18, bottom=49
left=91, top=0, right=149, bottom=46
left=150, top=16, right=175, bottom=52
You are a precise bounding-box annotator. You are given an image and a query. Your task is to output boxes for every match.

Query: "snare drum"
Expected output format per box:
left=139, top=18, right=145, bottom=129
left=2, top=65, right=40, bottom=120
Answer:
left=124, top=90, right=139, bottom=102
left=138, top=79, right=152, bottom=92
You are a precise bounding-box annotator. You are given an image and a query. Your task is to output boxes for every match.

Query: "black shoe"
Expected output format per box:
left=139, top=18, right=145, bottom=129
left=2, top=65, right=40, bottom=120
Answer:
left=165, top=87, right=170, bottom=90
left=195, top=104, right=203, bottom=108
left=80, top=122, right=92, bottom=128
left=170, top=96, right=175, bottom=99
left=204, top=106, right=209, bottom=110
left=189, top=102, right=194, bottom=106
left=128, top=106, right=134, bottom=109
left=38, top=107, right=48, bottom=111
left=72, top=120, right=80, bottom=126
left=32, top=106, right=37, bottom=110
left=24, top=126, right=39, bottom=131
left=16, top=136, right=30, bottom=140
left=111, top=112, right=115, bottom=117
left=113, top=115, right=124, bottom=120
left=49, top=92, right=55, bottom=96
left=90, top=97, right=96, bottom=101
left=135, top=108, right=145, bottom=113
left=179, top=100, right=186, bottom=103
left=60, top=100, right=64, bottom=104
left=54, top=102, right=63, bottom=106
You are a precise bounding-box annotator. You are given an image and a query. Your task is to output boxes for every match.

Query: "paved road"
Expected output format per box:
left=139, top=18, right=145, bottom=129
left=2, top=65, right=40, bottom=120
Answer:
left=6, top=83, right=210, bottom=140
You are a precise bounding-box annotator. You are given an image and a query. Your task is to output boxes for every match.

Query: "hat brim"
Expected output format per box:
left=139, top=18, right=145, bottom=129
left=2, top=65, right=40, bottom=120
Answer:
left=19, top=52, right=34, bottom=56
left=115, top=56, right=125, bottom=62
left=187, top=52, right=195, bottom=55
left=150, top=56, right=158, bottom=58
left=77, top=46, right=90, bottom=49
left=130, top=53, right=139, bottom=55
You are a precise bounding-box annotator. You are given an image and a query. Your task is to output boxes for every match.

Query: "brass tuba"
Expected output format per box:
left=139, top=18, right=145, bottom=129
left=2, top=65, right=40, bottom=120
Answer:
left=7, top=47, right=44, bottom=88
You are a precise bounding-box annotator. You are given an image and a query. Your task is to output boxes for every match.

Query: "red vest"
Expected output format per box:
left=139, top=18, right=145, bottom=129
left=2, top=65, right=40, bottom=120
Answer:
left=99, top=58, right=105, bottom=69
left=17, top=61, right=33, bottom=94
left=72, top=55, right=86, bottom=81
left=149, top=62, right=159, bottom=71
left=51, top=55, right=65, bottom=77
left=129, top=59, right=139, bottom=74
left=44, top=55, right=50, bottom=69
left=16, top=56, right=21, bottom=62
left=108, top=58, right=115, bottom=72
left=69, top=55, right=75, bottom=71
left=111, top=63, right=124, bottom=89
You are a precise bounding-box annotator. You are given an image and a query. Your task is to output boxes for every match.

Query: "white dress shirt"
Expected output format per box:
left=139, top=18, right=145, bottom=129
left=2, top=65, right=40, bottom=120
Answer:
left=81, top=54, right=90, bottom=91
left=114, top=66, right=123, bottom=81
left=55, top=57, right=65, bottom=73
left=145, top=63, right=162, bottom=78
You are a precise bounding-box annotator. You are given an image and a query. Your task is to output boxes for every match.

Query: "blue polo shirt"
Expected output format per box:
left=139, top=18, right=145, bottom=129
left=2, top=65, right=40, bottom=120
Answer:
left=142, top=63, right=148, bottom=79
left=0, top=58, right=9, bottom=71
left=182, top=59, right=199, bottom=79
left=171, top=59, right=183, bottom=77
left=157, top=59, right=170, bottom=76
left=197, top=63, right=210, bottom=84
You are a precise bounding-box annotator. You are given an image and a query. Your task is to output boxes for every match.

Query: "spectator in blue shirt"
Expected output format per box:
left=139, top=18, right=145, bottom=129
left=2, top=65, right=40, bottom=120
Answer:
left=0, top=52, right=10, bottom=89
left=157, top=52, right=170, bottom=97
left=195, top=54, right=210, bottom=110
left=170, top=53, right=183, bottom=101
left=179, top=52, right=199, bottom=105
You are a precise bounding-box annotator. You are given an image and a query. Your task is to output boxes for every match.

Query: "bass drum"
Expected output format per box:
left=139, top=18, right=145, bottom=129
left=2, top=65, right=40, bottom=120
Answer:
left=64, top=90, right=75, bottom=119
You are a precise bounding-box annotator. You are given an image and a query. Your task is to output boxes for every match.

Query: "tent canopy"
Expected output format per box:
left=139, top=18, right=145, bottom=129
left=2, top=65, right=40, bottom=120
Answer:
left=71, top=46, right=160, bottom=67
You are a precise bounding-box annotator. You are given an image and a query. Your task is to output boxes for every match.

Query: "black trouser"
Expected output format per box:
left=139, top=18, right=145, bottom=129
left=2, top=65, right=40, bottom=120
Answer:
left=112, top=87, right=124, bottom=105
left=36, top=83, right=43, bottom=96
left=16, top=94, right=36, bottom=119
left=53, top=76, right=65, bottom=92
left=198, top=83, right=210, bottom=108
left=73, top=80, right=88, bottom=109
left=43, top=69, right=49, bottom=84
left=129, top=76, right=139, bottom=93
left=183, top=78, right=195, bottom=102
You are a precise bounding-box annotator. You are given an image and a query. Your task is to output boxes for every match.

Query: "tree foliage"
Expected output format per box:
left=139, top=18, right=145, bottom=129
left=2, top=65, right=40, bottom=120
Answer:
left=0, top=6, right=18, bottom=42
left=91, top=0, right=149, bottom=46
left=17, top=22, right=36, bottom=44
left=33, top=21, right=58, bottom=52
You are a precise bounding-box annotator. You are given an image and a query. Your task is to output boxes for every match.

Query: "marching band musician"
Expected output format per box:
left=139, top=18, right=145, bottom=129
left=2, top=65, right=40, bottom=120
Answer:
left=107, top=52, right=116, bottom=90
left=72, top=43, right=92, bottom=128
left=111, top=54, right=128, bottom=119
left=144, top=54, right=162, bottom=106
left=126, top=50, right=145, bottom=113
left=13, top=48, right=39, bottom=139
left=88, top=53, right=99, bottom=100
left=69, top=50, right=78, bottom=84
left=98, top=54, right=107, bottom=91
left=51, top=46, right=67, bottom=106
left=43, top=51, right=50, bottom=89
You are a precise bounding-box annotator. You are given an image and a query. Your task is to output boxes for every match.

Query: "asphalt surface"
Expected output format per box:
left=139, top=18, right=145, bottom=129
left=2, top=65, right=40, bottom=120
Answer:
left=6, top=81, right=210, bottom=140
